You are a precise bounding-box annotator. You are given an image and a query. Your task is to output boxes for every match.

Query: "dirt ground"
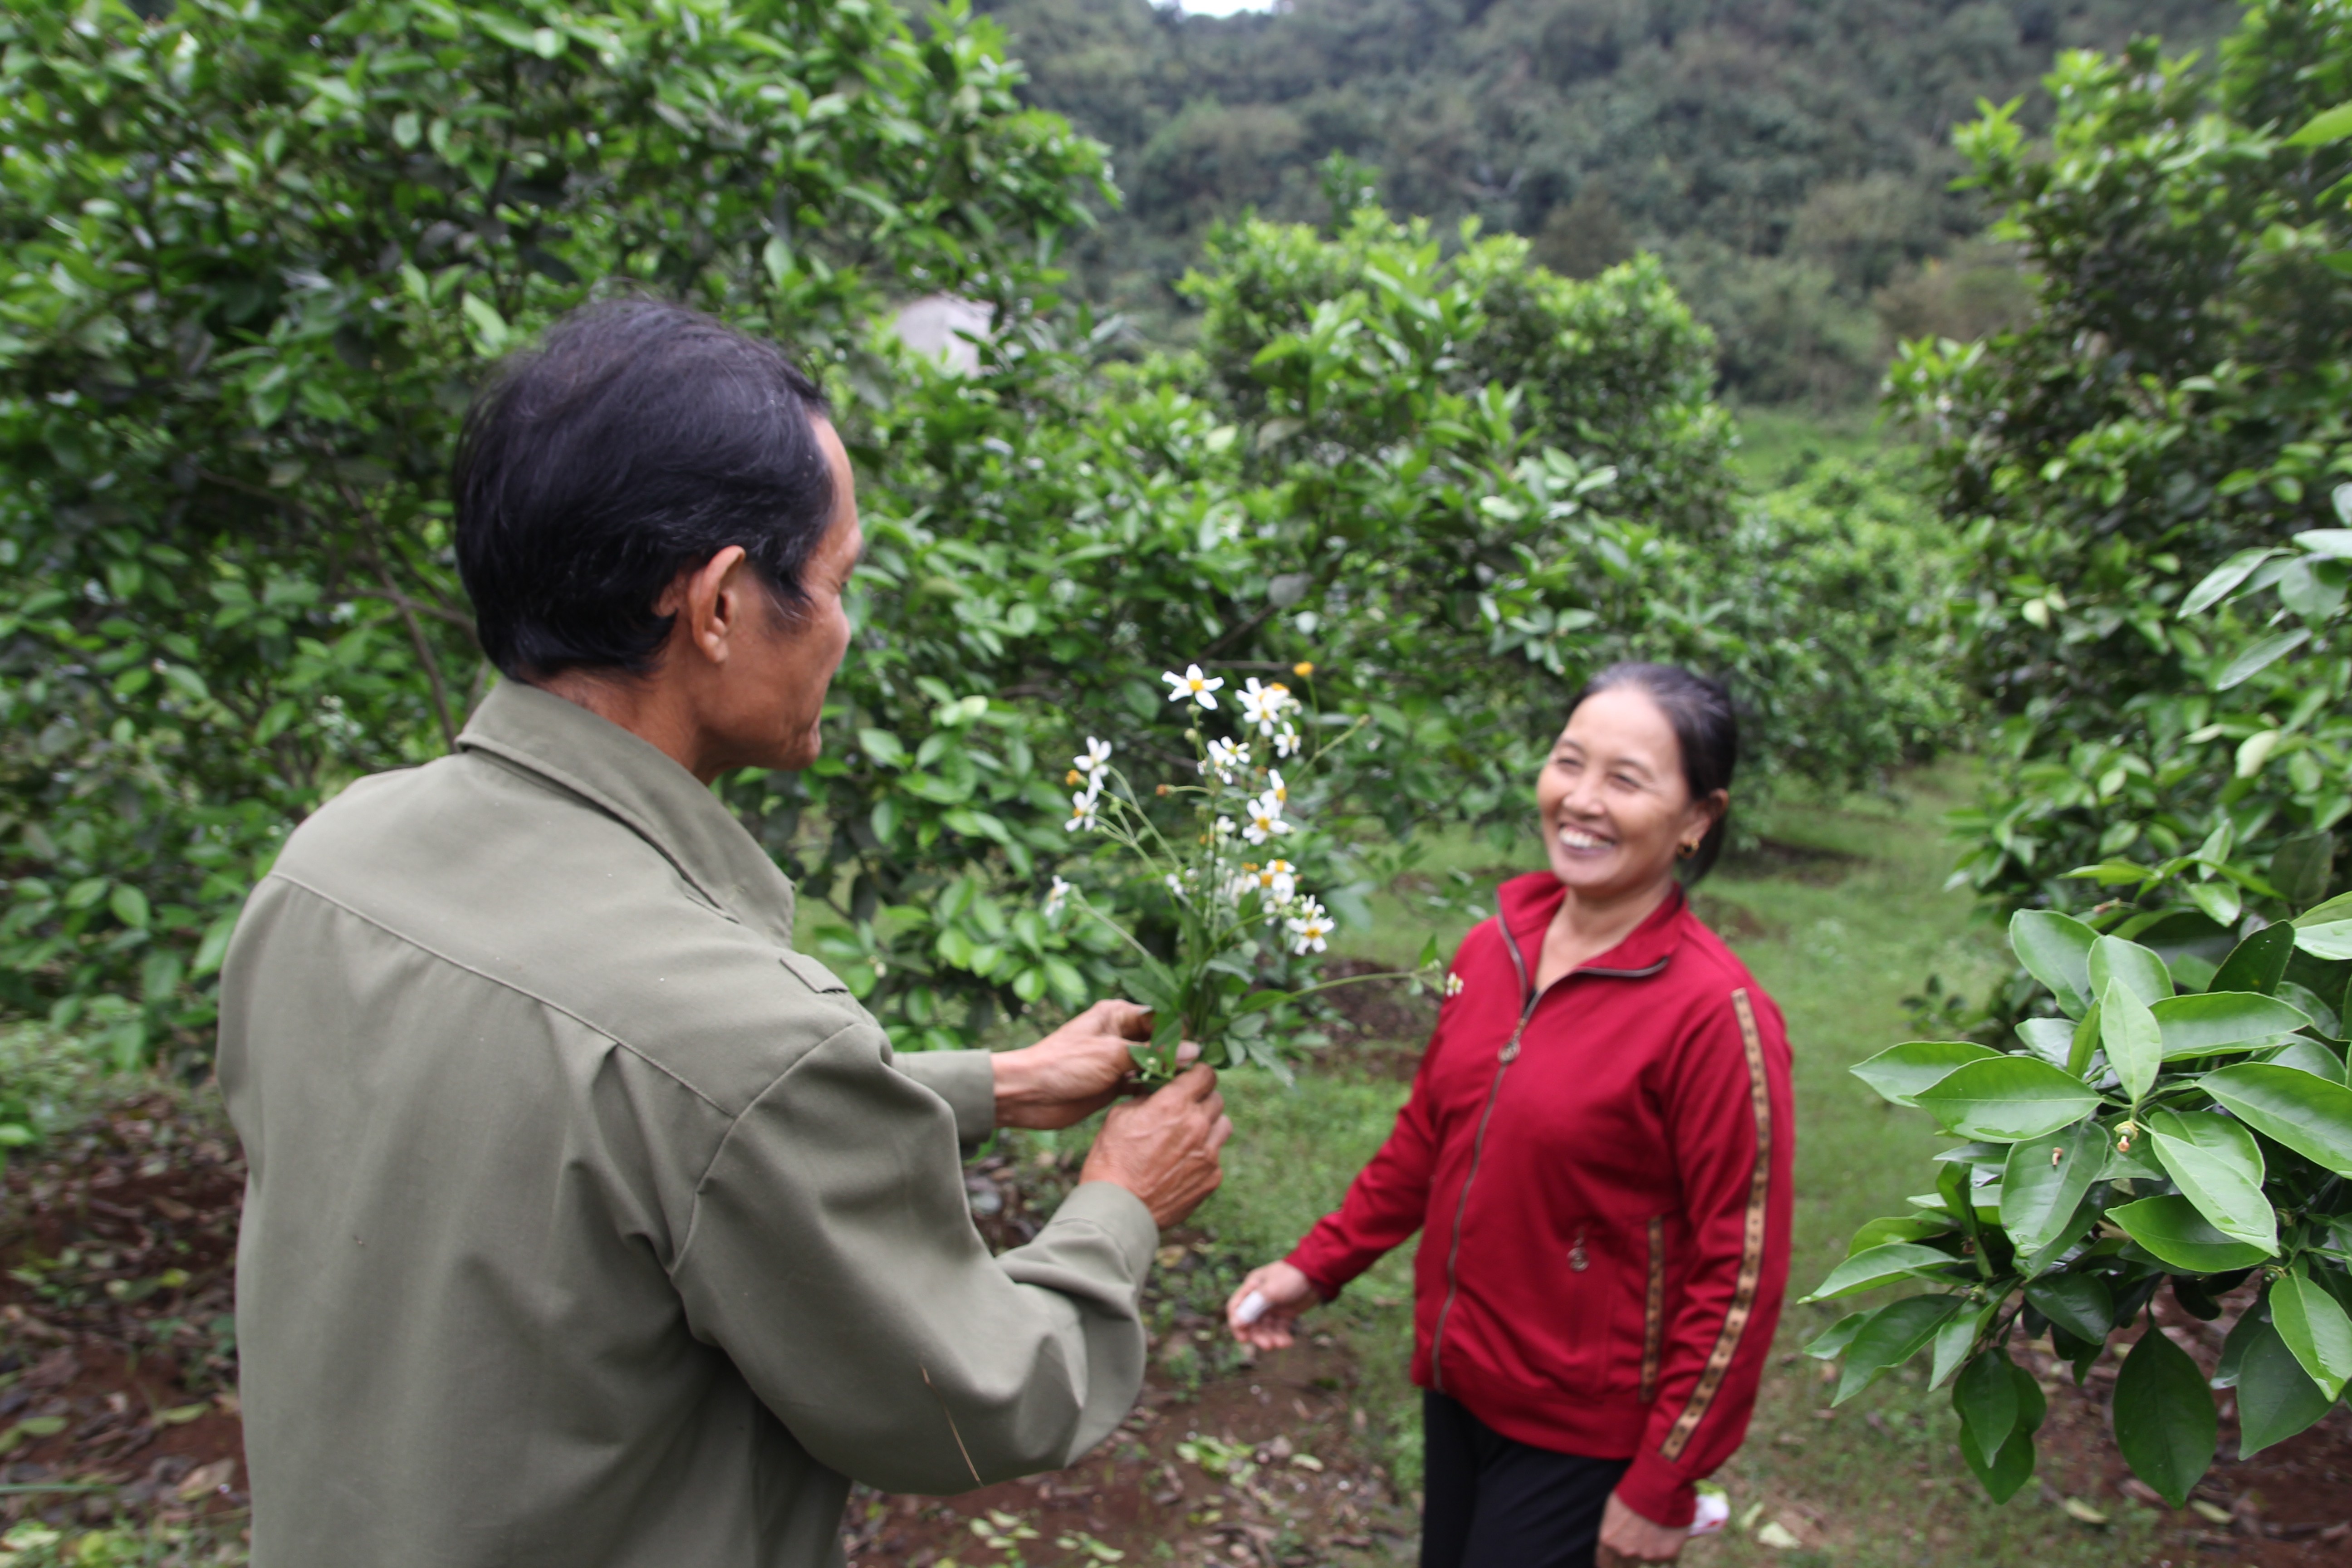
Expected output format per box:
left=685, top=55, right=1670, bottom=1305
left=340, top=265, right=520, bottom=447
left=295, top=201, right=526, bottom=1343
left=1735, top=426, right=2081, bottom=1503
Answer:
left=3, top=1040, right=2350, bottom=1564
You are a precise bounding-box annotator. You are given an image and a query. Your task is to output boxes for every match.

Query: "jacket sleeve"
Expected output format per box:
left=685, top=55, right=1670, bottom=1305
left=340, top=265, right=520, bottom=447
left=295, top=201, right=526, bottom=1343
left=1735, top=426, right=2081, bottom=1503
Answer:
left=892, top=1049, right=996, bottom=1148
left=1284, top=1031, right=1445, bottom=1295
left=668, top=1019, right=1156, bottom=1494
left=1617, top=985, right=1795, bottom=1529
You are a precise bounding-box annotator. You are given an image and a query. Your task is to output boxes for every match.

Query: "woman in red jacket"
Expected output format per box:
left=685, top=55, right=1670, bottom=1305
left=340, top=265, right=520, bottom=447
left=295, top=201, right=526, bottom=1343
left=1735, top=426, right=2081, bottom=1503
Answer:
left=1228, top=663, right=1794, bottom=1568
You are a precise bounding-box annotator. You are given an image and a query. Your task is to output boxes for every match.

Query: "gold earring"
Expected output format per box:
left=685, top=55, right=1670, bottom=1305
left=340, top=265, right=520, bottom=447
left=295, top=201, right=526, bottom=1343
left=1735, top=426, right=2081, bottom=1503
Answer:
left=1677, top=841, right=1698, bottom=859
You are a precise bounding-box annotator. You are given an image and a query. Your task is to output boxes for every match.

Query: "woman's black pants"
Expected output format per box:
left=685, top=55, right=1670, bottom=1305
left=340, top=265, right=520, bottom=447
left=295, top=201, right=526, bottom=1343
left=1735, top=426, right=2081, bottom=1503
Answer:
left=1420, top=1391, right=1630, bottom=1568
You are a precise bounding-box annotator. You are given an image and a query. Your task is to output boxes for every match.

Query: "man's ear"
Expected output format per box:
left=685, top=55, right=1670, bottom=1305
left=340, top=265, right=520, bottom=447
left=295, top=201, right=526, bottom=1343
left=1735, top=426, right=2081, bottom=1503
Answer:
left=667, top=546, right=750, bottom=668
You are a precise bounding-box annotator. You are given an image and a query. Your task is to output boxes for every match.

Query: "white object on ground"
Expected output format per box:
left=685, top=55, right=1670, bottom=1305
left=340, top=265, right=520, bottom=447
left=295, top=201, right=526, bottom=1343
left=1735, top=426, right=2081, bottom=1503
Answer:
left=1235, top=1290, right=1269, bottom=1327
left=1689, top=1491, right=1731, bottom=1537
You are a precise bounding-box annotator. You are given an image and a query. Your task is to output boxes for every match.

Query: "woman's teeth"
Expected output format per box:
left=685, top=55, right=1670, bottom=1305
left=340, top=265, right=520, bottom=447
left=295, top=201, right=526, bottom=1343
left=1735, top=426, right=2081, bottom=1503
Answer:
left=1558, top=826, right=1614, bottom=851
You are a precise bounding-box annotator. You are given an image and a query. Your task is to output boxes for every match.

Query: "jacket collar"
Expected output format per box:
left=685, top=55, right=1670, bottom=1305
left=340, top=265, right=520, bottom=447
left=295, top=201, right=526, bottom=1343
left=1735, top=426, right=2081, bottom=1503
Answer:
left=1496, top=871, right=1686, bottom=983
left=454, top=680, right=797, bottom=947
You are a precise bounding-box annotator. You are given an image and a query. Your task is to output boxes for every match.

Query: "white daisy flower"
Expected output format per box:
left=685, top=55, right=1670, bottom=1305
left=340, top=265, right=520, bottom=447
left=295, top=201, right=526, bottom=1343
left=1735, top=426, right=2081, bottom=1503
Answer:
left=1237, top=678, right=1280, bottom=735
left=1266, top=769, right=1289, bottom=805
left=1162, top=663, right=1225, bottom=710
left=1065, top=790, right=1100, bottom=833
left=1242, top=791, right=1291, bottom=845
left=1261, top=858, right=1298, bottom=905
left=1273, top=724, right=1302, bottom=759
left=1286, top=897, right=1334, bottom=956
left=1044, top=876, right=1073, bottom=918
left=1444, top=972, right=1465, bottom=997
left=1073, top=737, right=1112, bottom=780
left=1205, top=736, right=1250, bottom=782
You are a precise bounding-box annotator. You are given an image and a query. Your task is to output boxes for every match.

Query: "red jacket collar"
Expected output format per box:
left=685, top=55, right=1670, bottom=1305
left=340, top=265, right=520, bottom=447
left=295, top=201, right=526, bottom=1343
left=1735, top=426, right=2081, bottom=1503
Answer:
left=1496, top=872, right=1689, bottom=980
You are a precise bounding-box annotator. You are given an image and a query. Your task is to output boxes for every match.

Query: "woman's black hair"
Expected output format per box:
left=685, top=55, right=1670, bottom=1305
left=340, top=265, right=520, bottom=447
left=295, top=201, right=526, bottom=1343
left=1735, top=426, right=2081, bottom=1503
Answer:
left=1567, top=661, right=1739, bottom=882
left=453, top=298, right=836, bottom=679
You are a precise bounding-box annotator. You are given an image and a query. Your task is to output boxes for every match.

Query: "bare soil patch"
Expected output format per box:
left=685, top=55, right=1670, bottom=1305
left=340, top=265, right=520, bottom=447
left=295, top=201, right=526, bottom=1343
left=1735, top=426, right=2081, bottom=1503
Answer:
left=0, top=1094, right=247, bottom=1535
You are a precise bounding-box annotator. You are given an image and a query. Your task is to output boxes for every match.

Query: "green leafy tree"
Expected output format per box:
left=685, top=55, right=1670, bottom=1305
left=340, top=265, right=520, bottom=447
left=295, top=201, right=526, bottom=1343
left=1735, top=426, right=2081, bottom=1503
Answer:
left=0, top=0, right=1106, bottom=1063
left=1894, top=0, right=2352, bottom=983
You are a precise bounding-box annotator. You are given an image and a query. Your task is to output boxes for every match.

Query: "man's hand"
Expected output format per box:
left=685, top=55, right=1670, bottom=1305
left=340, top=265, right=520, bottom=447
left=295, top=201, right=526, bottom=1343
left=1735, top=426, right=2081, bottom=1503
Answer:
left=992, top=1000, right=1149, bottom=1129
left=1079, top=1064, right=1231, bottom=1229
left=1594, top=1493, right=1684, bottom=1566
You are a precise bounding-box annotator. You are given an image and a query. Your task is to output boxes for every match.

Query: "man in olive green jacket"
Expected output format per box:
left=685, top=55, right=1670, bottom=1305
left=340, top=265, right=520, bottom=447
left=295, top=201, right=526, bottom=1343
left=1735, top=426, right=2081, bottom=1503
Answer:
left=219, top=301, right=1230, bottom=1568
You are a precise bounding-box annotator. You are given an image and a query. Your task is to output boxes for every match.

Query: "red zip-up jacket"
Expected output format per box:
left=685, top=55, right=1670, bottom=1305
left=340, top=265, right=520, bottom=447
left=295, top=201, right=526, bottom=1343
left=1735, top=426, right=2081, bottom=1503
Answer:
left=1288, top=874, right=1794, bottom=1528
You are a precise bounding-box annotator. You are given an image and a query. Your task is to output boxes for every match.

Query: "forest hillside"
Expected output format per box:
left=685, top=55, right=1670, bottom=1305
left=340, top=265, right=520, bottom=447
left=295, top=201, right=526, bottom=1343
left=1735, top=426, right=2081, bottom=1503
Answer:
left=980, top=0, right=2235, bottom=401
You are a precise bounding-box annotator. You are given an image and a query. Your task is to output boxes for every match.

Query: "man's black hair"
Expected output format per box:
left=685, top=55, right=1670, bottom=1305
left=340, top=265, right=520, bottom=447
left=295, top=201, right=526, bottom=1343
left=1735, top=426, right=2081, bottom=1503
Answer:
left=1568, top=662, right=1740, bottom=882
left=453, top=298, right=835, bottom=679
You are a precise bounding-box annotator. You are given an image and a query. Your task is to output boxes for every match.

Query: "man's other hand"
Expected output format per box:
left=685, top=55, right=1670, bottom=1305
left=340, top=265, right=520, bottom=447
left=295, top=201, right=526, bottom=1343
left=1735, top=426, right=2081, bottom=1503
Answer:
left=1080, top=1065, right=1231, bottom=1229
left=994, top=1000, right=1194, bottom=1130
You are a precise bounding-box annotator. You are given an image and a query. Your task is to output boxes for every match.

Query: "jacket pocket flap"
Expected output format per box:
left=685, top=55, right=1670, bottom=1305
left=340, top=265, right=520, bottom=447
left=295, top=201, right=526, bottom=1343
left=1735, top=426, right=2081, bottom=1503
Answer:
left=779, top=951, right=850, bottom=995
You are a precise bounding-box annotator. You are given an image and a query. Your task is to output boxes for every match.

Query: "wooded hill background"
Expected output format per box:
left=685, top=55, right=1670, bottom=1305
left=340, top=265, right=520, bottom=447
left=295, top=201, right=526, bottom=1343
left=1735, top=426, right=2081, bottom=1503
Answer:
left=979, top=0, right=2235, bottom=403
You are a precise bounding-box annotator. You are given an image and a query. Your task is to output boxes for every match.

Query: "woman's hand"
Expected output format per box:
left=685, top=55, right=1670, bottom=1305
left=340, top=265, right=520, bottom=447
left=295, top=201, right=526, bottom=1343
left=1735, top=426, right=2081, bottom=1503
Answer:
left=1594, top=1492, right=1684, bottom=1566
left=1225, top=1261, right=1323, bottom=1350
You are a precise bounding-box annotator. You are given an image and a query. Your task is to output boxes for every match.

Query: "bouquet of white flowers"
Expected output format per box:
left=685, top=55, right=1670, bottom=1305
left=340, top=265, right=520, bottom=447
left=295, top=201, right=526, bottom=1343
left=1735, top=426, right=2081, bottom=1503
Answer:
left=1048, top=662, right=1437, bottom=1079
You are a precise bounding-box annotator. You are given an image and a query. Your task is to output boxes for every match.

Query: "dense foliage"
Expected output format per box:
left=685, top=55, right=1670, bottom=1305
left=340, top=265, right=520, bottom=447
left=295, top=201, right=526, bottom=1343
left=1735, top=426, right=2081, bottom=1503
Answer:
left=979, top=0, right=2232, bottom=401
left=1898, top=0, right=2352, bottom=989
left=0, top=0, right=1958, bottom=1063
left=1818, top=0, right=2352, bottom=1506
left=1817, top=906, right=2352, bottom=1505
left=805, top=207, right=1961, bottom=1044
left=0, top=0, right=1106, bottom=1064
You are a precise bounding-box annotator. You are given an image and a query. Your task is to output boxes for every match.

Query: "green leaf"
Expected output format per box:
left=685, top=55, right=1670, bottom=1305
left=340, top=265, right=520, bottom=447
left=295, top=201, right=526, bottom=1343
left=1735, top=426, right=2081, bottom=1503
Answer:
left=2108, top=1195, right=2274, bottom=1274
left=2188, top=880, right=2242, bottom=928
left=2101, top=977, right=2163, bottom=1105
left=1999, top=1117, right=2104, bottom=1261
left=2271, top=1265, right=2352, bottom=1400
left=107, top=883, right=151, bottom=931
left=2293, top=920, right=2352, bottom=961
left=2142, top=1110, right=2276, bottom=1252
left=2296, top=892, right=2352, bottom=926
left=2208, top=924, right=2297, bottom=996
left=2011, top=910, right=2096, bottom=1014
left=2284, top=102, right=2352, bottom=146
left=2265, top=1036, right=2346, bottom=1082
left=1955, top=1349, right=2019, bottom=1464
left=1929, top=1303, right=1989, bottom=1389
left=2215, top=628, right=2310, bottom=690
left=1961, top=1363, right=2045, bottom=1503
left=1849, top=1040, right=1999, bottom=1106
left=1847, top=1215, right=1954, bottom=1253
left=2180, top=546, right=2285, bottom=614
left=1803, top=1243, right=1963, bottom=1302
left=2152, top=990, right=2313, bottom=1058
left=1833, top=1295, right=1966, bottom=1405
left=1803, top=1312, right=1868, bottom=1360
left=2024, top=1273, right=2114, bottom=1343
left=1914, top=1057, right=2105, bottom=1142
left=2089, top=935, right=2172, bottom=1005
left=2111, top=1321, right=2216, bottom=1507
left=2199, top=1063, right=2352, bottom=1175
left=2236, top=1317, right=2333, bottom=1458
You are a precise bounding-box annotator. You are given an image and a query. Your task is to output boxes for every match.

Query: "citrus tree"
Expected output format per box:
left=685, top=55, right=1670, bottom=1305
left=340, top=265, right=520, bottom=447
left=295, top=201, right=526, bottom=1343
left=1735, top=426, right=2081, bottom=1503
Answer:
left=1894, top=0, right=2352, bottom=957
left=1814, top=905, right=2352, bottom=1504
left=0, top=0, right=1105, bottom=1063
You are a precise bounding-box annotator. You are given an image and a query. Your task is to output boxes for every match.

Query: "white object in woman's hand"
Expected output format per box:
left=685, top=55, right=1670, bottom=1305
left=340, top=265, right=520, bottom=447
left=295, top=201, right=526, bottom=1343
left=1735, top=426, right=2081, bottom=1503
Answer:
left=1225, top=1261, right=1319, bottom=1349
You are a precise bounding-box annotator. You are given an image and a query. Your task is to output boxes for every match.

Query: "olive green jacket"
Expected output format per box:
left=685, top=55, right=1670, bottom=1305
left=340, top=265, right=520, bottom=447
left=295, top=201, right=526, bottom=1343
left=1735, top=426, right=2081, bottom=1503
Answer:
left=217, top=681, right=1157, bottom=1568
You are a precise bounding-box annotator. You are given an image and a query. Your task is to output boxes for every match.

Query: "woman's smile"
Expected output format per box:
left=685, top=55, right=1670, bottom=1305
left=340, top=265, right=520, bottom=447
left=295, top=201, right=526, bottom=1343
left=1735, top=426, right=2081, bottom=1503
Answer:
left=1555, top=822, right=1618, bottom=855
